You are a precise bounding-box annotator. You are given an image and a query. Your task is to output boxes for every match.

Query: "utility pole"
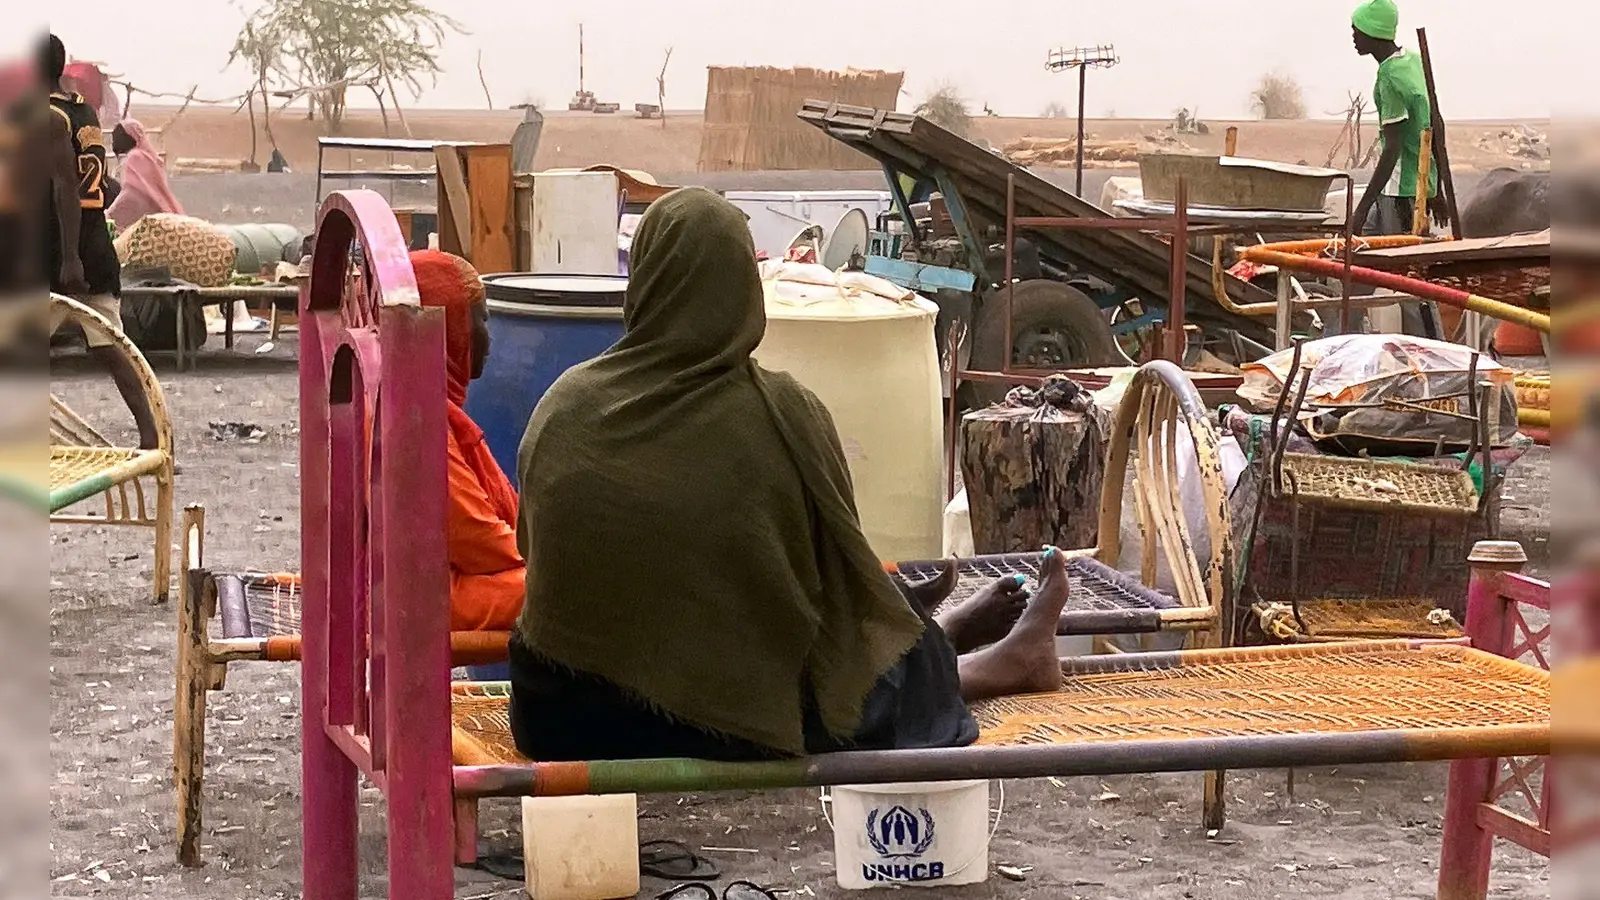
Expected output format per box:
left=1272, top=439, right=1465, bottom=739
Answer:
left=568, top=24, right=595, bottom=111
left=1045, top=45, right=1120, bottom=198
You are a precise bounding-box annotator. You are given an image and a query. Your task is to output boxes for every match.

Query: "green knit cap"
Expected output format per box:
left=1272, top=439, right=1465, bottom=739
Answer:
left=1352, top=0, right=1400, bottom=40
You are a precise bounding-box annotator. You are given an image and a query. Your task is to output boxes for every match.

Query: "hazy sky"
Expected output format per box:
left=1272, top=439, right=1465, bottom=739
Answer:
left=12, top=1, right=1585, bottom=119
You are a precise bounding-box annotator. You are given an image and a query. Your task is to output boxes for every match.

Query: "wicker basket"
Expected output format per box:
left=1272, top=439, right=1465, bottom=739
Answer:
left=1402, top=264, right=1549, bottom=306
left=1277, top=453, right=1479, bottom=516
left=1253, top=598, right=1463, bottom=644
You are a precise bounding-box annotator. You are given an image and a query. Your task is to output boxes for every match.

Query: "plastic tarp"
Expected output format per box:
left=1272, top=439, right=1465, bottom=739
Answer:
left=1240, top=334, right=1518, bottom=453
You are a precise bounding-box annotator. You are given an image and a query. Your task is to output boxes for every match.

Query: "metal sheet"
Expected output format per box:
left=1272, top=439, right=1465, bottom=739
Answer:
left=1115, top=199, right=1334, bottom=224
left=797, top=101, right=1275, bottom=343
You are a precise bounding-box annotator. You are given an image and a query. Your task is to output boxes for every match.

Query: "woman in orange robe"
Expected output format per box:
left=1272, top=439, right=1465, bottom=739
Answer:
left=413, top=249, right=525, bottom=632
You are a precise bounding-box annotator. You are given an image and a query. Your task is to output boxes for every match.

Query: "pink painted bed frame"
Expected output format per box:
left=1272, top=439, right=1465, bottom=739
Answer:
left=295, top=190, right=1556, bottom=900
left=1436, top=554, right=1553, bottom=900
left=299, top=190, right=456, bottom=900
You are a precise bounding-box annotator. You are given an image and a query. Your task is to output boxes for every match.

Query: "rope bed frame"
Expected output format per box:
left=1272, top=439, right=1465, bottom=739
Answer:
left=46, top=294, right=175, bottom=605
left=286, top=191, right=1549, bottom=900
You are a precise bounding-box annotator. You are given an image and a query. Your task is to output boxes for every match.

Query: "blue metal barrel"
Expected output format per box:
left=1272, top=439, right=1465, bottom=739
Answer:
left=464, top=273, right=628, bottom=488
left=462, top=274, right=625, bottom=681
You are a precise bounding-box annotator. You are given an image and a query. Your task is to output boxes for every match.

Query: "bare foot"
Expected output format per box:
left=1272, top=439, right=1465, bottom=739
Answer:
left=936, top=573, right=1028, bottom=653
left=899, top=559, right=959, bottom=615
left=956, top=547, right=1073, bottom=702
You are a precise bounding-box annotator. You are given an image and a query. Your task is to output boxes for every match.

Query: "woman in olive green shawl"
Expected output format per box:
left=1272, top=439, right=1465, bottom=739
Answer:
left=508, top=188, right=1072, bottom=762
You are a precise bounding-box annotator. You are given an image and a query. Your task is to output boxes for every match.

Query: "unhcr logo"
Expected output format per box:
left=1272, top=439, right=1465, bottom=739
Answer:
left=862, top=805, right=944, bottom=883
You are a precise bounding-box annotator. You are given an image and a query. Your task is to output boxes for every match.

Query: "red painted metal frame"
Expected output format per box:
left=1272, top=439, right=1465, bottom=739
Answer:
left=300, top=189, right=454, bottom=900
left=1437, top=559, right=1552, bottom=900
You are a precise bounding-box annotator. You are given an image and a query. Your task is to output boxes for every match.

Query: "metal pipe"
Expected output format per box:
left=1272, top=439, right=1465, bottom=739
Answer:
left=453, top=725, right=1549, bottom=799
left=1075, top=64, right=1088, bottom=198
left=944, top=324, right=962, bottom=501
left=1341, top=175, right=1355, bottom=333
left=1240, top=249, right=1552, bottom=333
left=1167, top=177, right=1189, bottom=363
left=1004, top=172, right=1017, bottom=374
left=1014, top=216, right=1187, bottom=230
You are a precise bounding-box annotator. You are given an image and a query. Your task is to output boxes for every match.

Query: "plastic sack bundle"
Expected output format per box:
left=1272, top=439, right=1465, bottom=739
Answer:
left=1239, top=334, right=1518, bottom=455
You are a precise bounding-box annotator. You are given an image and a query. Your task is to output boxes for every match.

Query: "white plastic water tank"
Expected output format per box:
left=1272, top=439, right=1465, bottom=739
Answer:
left=753, top=263, right=944, bottom=561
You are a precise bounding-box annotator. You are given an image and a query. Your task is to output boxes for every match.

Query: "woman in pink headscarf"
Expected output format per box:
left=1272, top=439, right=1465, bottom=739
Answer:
left=106, top=118, right=183, bottom=231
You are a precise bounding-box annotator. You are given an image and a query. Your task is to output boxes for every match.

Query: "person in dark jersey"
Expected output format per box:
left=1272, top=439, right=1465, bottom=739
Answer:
left=509, top=188, right=1072, bottom=763
left=40, top=33, right=157, bottom=450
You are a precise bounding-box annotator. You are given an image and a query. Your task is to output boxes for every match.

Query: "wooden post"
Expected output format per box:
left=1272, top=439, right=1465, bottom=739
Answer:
left=434, top=145, right=473, bottom=258
left=174, top=504, right=208, bottom=867
left=1223, top=126, right=1238, bottom=157
left=1417, top=28, right=1463, bottom=239
left=1413, top=128, right=1433, bottom=236
left=1437, top=540, right=1526, bottom=900
left=1274, top=268, right=1293, bottom=350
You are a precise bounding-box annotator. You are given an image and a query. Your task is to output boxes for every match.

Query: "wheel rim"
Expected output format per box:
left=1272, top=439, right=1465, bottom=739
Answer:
left=1013, top=327, right=1087, bottom=368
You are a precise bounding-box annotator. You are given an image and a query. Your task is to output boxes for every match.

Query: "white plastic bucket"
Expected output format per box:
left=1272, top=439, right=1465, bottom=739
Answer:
left=827, top=780, right=993, bottom=889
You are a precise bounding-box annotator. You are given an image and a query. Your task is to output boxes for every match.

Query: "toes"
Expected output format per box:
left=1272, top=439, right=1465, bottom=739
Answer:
left=905, top=558, right=959, bottom=613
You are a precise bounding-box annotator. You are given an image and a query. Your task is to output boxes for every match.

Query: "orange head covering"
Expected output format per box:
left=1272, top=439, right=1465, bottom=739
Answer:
left=410, top=249, right=519, bottom=522
left=410, top=249, right=485, bottom=406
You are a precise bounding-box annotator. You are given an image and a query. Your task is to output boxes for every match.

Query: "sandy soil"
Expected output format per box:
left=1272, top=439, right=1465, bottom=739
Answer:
left=47, top=332, right=1550, bottom=899
left=132, top=105, right=1549, bottom=177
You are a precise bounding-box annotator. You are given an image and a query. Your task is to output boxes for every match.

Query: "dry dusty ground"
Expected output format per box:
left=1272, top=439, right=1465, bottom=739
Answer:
left=49, top=333, right=1550, bottom=899
left=135, top=105, right=1547, bottom=178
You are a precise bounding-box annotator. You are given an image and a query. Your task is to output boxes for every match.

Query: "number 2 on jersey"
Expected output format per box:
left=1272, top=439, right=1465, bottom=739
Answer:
left=77, top=154, right=104, bottom=209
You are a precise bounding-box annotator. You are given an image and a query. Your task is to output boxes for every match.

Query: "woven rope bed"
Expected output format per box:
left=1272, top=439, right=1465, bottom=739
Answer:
left=449, top=641, right=1546, bottom=769
left=896, top=554, right=1179, bottom=618
left=220, top=554, right=1182, bottom=643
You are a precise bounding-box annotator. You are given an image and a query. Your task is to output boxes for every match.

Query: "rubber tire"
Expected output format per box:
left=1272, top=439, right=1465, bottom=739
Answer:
left=965, top=279, right=1121, bottom=407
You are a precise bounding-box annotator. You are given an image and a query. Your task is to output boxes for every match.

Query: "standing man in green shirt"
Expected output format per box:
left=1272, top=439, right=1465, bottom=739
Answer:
left=1351, top=0, right=1439, bottom=236
left=1349, top=0, right=1444, bottom=336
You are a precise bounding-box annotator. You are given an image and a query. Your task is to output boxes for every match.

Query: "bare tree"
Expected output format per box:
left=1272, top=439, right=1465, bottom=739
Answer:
left=1041, top=100, right=1070, bottom=118
left=231, top=0, right=465, bottom=133
left=915, top=84, right=973, bottom=137
left=1250, top=70, right=1308, bottom=120
left=657, top=47, right=672, bottom=128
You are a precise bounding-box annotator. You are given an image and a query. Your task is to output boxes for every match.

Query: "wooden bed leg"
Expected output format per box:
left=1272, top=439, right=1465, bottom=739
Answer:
left=454, top=798, right=480, bottom=866
left=151, top=466, right=175, bottom=604
left=174, top=506, right=207, bottom=866
left=1437, top=756, right=1494, bottom=900
left=1437, top=542, right=1524, bottom=900
left=1203, top=770, right=1227, bottom=833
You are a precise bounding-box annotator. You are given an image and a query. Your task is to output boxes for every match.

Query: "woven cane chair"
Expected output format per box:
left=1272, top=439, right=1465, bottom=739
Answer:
left=49, top=294, right=175, bottom=604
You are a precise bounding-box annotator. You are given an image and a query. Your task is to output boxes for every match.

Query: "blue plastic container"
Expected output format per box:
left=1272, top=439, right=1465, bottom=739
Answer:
left=462, top=274, right=626, bottom=681
left=465, top=273, right=628, bottom=503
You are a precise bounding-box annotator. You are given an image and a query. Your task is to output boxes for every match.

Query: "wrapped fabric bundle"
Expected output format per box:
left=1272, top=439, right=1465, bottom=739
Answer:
left=114, top=214, right=238, bottom=288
